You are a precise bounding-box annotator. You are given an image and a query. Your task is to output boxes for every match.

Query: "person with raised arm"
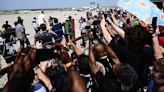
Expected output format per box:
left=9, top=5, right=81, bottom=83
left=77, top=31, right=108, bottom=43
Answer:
left=2, top=48, right=37, bottom=92
left=101, top=14, right=153, bottom=90
left=88, top=34, right=119, bottom=92
left=67, top=40, right=82, bottom=56
left=100, top=15, right=113, bottom=43
left=2, top=44, right=60, bottom=92
left=33, top=66, right=52, bottom=92
left=147, top=26, right=164, bottom=92
left=106, top=15, right=125, bottom=39
left=59, top=47, right=88, bottom=92
left=96, top=35, right=121, bottom=65
left=152, top=26, right=163, bottom=60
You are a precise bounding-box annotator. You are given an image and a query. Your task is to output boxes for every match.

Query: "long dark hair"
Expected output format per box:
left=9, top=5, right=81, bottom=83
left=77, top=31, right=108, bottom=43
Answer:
left=46, top=64, right=70, bottom=92
left=124, top=25, right=149, bottom=52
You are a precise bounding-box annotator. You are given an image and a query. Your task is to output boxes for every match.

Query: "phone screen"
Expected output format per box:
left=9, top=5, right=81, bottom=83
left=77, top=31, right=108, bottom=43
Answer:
left=152, top=17, right=157, bottom=31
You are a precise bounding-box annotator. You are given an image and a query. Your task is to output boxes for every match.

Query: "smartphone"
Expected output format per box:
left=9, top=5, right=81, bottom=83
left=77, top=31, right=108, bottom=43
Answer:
left=152, top=17, right=157, bottom=32
left=36, top=49, right=59, bottom=62
left=104, top=13, right=108, bottom=20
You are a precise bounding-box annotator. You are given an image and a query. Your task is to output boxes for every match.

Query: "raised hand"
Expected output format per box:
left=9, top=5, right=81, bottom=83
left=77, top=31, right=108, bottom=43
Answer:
left=33, top=66, right=52, bottom=91
left=100, top=15, right=106, bottom=27
left=3, top=48, right=37, bottom=92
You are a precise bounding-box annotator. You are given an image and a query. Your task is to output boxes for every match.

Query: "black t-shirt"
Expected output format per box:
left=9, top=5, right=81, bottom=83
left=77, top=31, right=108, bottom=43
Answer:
left=95, top=71, right=120, bottom=92
left=80, top=74, right=96, bottom=92
left=5, top=28, right=15, bottom=43
left=97, top=56, right=114, bottom=79
left=77, top=54, right=98, bottom=92
left=2, top=24, right=11, bottom=31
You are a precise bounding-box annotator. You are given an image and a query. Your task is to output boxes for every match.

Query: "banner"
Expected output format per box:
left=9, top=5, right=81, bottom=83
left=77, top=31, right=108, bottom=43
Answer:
left=117, top=0, right=164, bottom=26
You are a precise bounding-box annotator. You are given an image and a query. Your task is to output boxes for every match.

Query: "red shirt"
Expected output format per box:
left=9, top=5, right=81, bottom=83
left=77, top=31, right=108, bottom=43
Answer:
left=159, top=36, right=164, bottom=47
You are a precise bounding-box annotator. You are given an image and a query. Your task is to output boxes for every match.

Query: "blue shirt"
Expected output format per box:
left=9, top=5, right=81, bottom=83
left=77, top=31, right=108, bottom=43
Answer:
left=52, top=23, right=63, bottom=42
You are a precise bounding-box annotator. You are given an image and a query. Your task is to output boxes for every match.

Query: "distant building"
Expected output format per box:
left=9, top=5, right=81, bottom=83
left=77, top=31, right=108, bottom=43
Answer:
left=151, top=0, right=163, bottom=9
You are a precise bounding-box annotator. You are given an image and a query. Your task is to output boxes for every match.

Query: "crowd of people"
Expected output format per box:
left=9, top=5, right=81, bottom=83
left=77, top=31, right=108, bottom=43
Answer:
left=0, top=8, right=164, bottom=92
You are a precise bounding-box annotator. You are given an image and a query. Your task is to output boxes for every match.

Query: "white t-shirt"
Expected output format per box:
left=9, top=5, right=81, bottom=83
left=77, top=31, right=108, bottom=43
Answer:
left=32, top=22, right=38, bottom=30
left=15, top=23, right=25, bottom=40
left=0, top=37, right=4, bottom=45
left=38, top=14, right=45, bottom=26
left=80, top=22, right=88, bottom=33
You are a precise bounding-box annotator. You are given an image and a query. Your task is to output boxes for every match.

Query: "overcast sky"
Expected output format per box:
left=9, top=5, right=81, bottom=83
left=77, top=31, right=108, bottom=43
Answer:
left=0, top=0, right=117, bottom=10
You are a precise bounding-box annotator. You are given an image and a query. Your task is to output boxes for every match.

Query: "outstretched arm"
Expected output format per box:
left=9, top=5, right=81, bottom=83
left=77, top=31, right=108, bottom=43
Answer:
left=107, top=17, right=125, bottom=38
left=60, top=49, right=87, bottom=92
left=111, top=12, right=118, bottom=26
left=3, top=48, right=37, bottom=92
left=152, top=26, right=163, bottom=60
left=34, top=67, right=52, bottom=91
left=106, top=24, right=117, bottom=37
left=67, top=40, right=82, bottom=56
left=48, top=29, right=57, bottom=36
left=97, top=38, right=121, bottom=65
left=88, top=37, right=99, bottom=75
left=100, top=15, right=112, bottom=43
